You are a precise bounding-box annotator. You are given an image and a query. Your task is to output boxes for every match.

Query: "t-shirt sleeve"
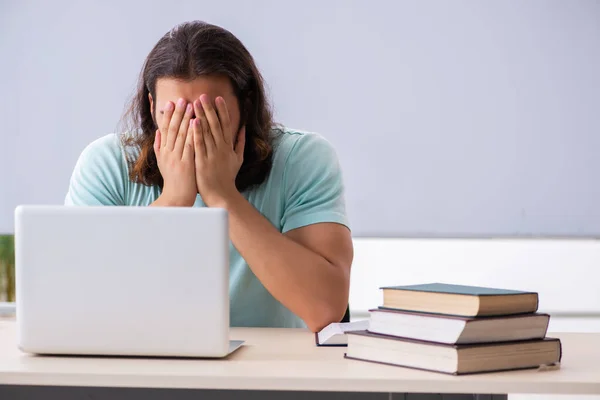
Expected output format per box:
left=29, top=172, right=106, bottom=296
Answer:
left=64, top=134, right=127, bottom=206
left=280, top=133, right=350, bottom=233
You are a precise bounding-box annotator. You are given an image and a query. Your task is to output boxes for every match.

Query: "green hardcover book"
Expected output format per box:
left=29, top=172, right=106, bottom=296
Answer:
left=380, top=283, right=539, bottom=317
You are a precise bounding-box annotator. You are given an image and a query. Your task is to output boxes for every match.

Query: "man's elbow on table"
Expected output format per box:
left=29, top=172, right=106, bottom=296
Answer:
left=305, top=302, right=349, bottom=333
left=304, top=274, right=351, bottom=333
left=308, top=260, right=352, bottom=332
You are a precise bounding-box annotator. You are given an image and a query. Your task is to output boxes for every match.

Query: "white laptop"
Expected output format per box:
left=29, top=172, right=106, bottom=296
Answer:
left=14, top=205, right=243, bottom=358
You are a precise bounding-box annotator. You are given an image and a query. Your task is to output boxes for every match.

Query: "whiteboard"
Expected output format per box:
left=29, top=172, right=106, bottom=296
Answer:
left=1, top=0, right=599, bottom=237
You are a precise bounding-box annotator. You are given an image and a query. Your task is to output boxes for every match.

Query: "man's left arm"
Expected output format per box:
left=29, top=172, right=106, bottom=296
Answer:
left=219, top=194, right=352, bottom=332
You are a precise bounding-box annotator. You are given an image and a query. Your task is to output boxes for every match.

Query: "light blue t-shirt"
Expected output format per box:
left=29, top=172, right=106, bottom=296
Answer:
left=64, top=127, right=349, bottom=328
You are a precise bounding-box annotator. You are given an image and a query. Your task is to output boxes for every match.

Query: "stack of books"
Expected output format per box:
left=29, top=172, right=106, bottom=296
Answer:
left=345, top=283, right=562, bottom=375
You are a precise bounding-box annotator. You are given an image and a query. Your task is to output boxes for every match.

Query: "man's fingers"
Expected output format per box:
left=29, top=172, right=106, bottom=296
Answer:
left=182, top=119, right=195, bottom=161
left=199, top=114, right=215, bottom=154
left=193, top=99, right=203, bottom=124
left=175, top=103, right=194, bottom=155
left=193, top=118, right=206, bottom=159
left=160, top=102, right=174, bottom=149
left=167, top=98, right=187, bottom=150
left=199, top=94, right=223, bottom=145
left=235, top=125, right=246, bottom=158
left=154, top=129, right=161, bottom=155
left=215, top=96, right=232, bottom=146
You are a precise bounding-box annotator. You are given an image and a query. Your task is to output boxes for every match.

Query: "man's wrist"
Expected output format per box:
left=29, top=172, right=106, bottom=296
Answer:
left=208, top=189, right=243, bottom=210
left=152, top=193, right=195, bottom=207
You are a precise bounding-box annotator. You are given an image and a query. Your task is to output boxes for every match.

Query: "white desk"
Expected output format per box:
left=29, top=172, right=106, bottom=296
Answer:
left=1, top=319, right=599, bottom=400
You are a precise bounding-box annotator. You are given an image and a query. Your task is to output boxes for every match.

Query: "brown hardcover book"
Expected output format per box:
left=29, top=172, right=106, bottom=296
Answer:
left=368, top=308, right=550, bottom=344
left=345, top=331, right=561, bottom=375
left=380, top=283, right=539, bottom=317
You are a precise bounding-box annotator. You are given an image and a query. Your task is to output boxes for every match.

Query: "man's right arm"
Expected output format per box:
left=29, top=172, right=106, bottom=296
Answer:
left=64, top=134, right=126, bottom=206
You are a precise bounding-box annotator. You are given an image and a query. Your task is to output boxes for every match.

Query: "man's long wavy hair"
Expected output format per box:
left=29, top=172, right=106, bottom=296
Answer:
left=121, top=21, right=274, bottom=192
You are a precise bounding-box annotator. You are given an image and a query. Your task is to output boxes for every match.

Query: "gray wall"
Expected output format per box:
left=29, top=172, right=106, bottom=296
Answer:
left=1, top=0, right=599, bottom=236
